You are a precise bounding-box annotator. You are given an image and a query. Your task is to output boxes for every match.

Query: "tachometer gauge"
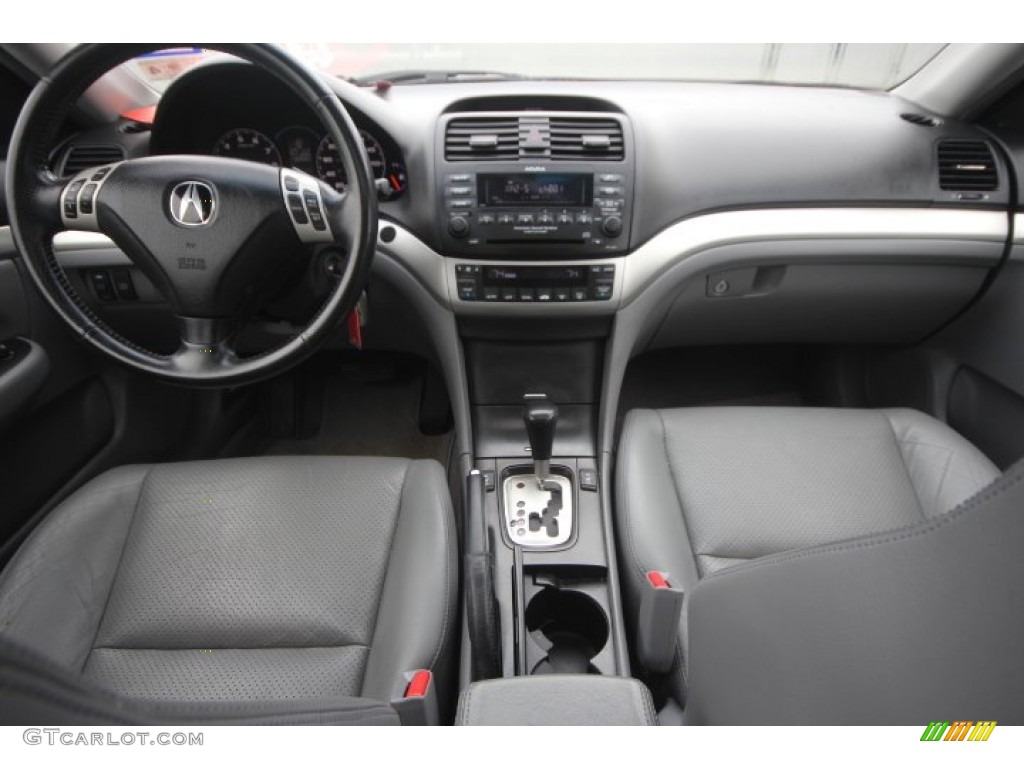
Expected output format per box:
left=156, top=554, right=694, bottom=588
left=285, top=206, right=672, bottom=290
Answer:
left=315, top=130, right=387, bottom=192
left=212, top=128, right=282, bottom=166
left=275, top=126, right=319, bottom=175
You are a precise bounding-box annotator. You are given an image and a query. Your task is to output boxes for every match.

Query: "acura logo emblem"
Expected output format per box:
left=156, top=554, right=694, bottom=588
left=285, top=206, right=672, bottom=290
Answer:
left=169, top=181, right=216, bottom=227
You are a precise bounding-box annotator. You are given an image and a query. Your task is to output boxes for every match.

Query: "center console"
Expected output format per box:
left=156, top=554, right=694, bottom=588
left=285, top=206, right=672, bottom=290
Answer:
left=438, top=109, right=635, bottom=703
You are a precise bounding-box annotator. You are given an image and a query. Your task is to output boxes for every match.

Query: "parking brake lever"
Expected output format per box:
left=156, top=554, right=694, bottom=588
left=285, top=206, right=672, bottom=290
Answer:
left=523, top=393, right=559, bottom=490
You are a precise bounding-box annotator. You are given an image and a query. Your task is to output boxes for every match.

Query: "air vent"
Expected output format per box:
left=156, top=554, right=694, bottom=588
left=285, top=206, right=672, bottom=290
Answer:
left=61, top=144, right=125, bottom=175
left=900, top=112, right=943, bottom=127
left=445, top=115, right=625, bottom=162
left=445, top=118, right=519, bottom=161
left=937, top=139, right=998, bottom=191
left=549, top=117, right=624, bottom=161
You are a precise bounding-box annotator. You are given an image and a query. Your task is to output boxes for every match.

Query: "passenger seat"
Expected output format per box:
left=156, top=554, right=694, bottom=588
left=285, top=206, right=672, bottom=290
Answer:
left=616, top=406, right=1024, bottom=723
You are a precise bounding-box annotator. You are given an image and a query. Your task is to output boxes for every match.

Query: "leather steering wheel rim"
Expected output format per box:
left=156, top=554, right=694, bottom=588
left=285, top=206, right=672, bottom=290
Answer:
left=6, top=43, right=377, bottom=387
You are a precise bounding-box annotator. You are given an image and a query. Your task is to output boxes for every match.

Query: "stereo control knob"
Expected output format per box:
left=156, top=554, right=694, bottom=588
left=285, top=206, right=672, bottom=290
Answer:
left=602, top=216, right=623, bottom=238
left=448, top=216, right=470, bottom=238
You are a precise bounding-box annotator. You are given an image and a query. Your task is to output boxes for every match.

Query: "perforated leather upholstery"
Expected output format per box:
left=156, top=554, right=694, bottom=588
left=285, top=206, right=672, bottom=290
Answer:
left=0, top=456, right=456, bottom=714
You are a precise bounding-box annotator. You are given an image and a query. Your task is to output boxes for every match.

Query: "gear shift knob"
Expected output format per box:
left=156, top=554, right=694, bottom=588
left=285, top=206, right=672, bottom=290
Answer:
left=523, top=393, right=558, bottom=483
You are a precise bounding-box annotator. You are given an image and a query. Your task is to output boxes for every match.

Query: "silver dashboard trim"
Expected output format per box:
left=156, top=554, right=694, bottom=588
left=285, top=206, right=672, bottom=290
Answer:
left=50, top=208, right=1009, bottom=306
left=620, top=208, right=1007, bottom=304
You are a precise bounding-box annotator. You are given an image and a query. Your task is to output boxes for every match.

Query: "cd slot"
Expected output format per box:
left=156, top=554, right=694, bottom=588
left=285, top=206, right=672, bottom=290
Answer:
left=486, top=238, right=586, bottom=246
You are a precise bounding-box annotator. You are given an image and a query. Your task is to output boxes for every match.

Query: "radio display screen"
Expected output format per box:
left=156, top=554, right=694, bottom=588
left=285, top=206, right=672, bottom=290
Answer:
left=478, top=173, right=592, bottom=207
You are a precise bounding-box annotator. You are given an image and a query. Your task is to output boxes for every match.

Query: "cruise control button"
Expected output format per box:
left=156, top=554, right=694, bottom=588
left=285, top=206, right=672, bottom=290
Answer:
left=284, top=176, right=300, bottom=192
left=90, top=167, right=111, bottom=182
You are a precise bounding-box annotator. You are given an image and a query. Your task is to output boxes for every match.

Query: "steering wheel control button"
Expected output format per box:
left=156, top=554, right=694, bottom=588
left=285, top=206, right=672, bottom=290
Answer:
left=302, top=191, right=327, bottom=231
left=63, top=180, right=85, bottom=218
left=90, top=167, right=111, bottom=182
left=280, top=169, right=334, bottom=244
left=287, top=193, right=308, bottom=224
left=79, top=183, right=98, bottom=214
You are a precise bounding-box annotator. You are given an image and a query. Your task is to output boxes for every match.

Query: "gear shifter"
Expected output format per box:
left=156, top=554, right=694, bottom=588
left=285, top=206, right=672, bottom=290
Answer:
left=523, top=393, right=559, bottom=490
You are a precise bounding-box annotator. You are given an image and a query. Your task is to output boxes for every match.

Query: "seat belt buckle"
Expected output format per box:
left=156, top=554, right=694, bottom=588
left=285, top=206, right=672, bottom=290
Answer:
left=390, top=669, right=439, bottom=726
left=638, top=570, right=684, bottom=674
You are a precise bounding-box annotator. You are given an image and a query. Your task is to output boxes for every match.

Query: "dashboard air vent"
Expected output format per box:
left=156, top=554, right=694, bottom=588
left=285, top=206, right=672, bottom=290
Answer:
left=937, top=139, right=998, bottom=191
left=445, top=118, right=519, bottom=161
left=900, top=112, right=942, bottom=127
left=549, top=117, right=624, bottom=161
left=62, top=144, right=125, bottom=175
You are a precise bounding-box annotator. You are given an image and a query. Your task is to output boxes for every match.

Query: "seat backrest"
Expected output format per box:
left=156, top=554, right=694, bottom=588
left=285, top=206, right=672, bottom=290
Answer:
left=684, top=461, right=1024, bottom=725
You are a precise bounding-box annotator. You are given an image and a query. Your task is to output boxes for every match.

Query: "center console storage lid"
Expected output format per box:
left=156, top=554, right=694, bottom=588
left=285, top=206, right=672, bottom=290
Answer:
left=456, top=675, right=656, bottom=726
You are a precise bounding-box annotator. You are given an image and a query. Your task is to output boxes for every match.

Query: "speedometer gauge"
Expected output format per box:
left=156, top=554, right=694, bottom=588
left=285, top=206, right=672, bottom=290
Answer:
left=212, top=128, right=281, bottom=166
left=315, top=130, right=386, bottom=192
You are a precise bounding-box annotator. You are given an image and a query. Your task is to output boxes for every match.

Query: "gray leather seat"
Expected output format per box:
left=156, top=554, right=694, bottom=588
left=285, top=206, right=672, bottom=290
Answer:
left=0, top=456, right=456, bottom=722
left=616, top=406, right=1024, bottom=722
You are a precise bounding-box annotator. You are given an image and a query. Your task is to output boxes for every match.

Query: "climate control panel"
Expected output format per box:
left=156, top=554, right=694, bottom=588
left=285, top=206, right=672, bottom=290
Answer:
left=453, top=263, right=616, bottom=303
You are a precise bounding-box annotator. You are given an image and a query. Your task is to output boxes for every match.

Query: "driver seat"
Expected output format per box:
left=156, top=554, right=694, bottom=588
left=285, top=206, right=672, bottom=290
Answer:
left=0, top=456, right=456, bottom=724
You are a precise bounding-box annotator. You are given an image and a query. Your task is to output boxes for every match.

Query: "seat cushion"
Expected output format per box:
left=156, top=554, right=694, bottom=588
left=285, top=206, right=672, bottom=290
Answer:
left=615, top=406, right=999, bottom=697
left=0, top=456, right=456, bottom=705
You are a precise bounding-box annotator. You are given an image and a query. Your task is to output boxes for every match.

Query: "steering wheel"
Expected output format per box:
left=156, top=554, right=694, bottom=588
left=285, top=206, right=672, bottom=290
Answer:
left=6, top=44, right=377, bottom=386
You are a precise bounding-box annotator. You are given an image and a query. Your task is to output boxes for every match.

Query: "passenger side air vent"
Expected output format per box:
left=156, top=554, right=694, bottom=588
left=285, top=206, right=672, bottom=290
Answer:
left=61, top=144, right=125, bottom=175
left=445, top=118, right=519, bottom=161
left=549, top=117, right=624, bottom=161
left=937, top=139, right=998, bottom=191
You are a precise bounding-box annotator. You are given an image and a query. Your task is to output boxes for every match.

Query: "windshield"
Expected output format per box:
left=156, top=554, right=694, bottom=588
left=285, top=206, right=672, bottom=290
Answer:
left=129, top=44, right=947, bottom=93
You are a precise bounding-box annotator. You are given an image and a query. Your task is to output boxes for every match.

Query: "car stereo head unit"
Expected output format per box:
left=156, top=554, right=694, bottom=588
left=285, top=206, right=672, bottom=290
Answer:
left=436, top=112, right=634, bottom=259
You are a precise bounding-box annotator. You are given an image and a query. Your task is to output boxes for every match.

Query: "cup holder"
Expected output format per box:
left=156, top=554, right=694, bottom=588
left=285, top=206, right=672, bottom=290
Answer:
left=525, top=587, right=610, bottom=675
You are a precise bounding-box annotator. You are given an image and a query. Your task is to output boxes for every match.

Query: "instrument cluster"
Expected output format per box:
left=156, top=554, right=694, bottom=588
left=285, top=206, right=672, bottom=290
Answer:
left=212, top=125, right=406, bottom=200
